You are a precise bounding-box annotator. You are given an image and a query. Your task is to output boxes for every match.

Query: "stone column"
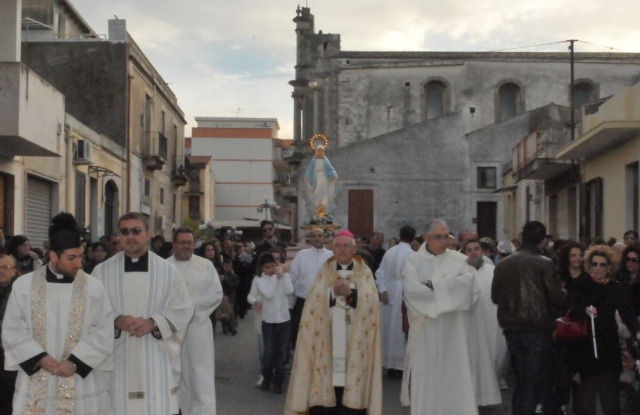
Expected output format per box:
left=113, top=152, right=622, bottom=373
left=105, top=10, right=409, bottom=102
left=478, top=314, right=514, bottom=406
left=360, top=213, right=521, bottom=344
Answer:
left=313, top=87, right=320, bottom=134
left=293, top=91, right=303, bottom=143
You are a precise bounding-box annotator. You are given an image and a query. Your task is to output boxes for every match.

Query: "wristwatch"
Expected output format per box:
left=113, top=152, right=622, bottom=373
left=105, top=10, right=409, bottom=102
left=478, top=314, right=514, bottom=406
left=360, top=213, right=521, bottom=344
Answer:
left=150, top=318, right=162, bottom=339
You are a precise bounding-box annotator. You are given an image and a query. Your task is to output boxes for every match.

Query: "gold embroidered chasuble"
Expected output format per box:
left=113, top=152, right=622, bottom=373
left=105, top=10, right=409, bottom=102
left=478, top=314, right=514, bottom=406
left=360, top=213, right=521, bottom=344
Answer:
left=2, top=266, right=114, bottom=415
left=285, top=256, right=382, bottom=415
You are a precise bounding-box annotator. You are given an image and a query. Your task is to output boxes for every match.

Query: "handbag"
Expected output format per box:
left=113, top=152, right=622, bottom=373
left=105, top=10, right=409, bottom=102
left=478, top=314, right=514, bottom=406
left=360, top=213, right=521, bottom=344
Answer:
left=554, top=310, right=588, bottom=340
left=214, top=295, right=233, bottom=321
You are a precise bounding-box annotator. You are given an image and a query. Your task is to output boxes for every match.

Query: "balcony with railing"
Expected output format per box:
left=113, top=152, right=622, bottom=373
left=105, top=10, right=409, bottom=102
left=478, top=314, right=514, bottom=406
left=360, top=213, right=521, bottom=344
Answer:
left=512, top=129, right=578, bottom=181
left=274, top=173, right=298, bottom=202
left=170, top=154, right=188, bottom=187
left=557, top=84, right=640, bottom=161
left=142, top=131, right=168, bottom=171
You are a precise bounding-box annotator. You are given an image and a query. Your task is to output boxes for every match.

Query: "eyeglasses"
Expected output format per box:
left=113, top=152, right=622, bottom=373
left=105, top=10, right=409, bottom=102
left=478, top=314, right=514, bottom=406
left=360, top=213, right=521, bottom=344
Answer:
left=0, top=265, right=16, bottom=271
left=263, top=227, right=274, bottom=233
left=120, top=227, right=143, bottom=236
left=429, top=234, right=449, bottom=242
left=590, top=262, right=609, bottom=268
left=626, top=257, right=640, bottom=263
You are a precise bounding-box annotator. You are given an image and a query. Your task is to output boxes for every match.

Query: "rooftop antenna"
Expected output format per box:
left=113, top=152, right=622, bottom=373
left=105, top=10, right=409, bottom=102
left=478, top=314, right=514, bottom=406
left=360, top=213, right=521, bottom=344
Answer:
left=235, top=107, right=243, bottom=117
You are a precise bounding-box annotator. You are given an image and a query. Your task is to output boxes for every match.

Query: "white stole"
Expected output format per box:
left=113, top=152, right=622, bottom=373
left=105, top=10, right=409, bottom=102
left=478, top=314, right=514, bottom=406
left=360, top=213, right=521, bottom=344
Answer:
left=93, top=251, right=193, bottom=415
left=330, top=267, right=356, bottom=387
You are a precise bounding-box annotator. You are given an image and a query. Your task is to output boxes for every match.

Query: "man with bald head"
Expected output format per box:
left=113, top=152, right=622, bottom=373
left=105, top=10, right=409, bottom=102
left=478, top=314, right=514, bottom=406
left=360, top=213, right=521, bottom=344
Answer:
left=286, top=230, right=382, bottom=415
left=401, top=219, right=481, bottom=415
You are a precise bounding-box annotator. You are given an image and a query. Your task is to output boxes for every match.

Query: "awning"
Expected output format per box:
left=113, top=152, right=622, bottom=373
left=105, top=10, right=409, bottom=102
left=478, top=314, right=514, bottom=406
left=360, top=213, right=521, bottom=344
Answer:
left=492, top=185, right=517, bottom=194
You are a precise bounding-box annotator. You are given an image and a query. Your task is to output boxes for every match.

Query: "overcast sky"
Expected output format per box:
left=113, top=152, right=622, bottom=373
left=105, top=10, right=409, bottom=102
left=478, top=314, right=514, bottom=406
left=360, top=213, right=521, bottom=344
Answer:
left=70, top=0, right=640, bottom=139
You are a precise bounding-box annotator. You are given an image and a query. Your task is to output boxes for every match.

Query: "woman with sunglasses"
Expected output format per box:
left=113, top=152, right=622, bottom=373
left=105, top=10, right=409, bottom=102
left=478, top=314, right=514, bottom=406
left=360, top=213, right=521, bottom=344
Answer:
left=566, top=245, right=640, bottom=415
left=615, top=245, right=640, bottom=289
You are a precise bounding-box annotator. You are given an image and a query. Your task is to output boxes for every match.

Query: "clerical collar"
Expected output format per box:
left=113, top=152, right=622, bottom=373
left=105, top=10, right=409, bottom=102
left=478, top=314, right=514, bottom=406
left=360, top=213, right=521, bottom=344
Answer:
left=425, top=245, right=443, bottom=256
left=46, top=264, right=74, bottom=284
left=125, top=251, right=149, bottom=272
left=337, top=262, right=354, bottom=271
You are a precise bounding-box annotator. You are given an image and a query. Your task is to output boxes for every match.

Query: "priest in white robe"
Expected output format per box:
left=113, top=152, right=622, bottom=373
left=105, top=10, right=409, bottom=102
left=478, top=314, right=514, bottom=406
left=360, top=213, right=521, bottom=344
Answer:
left=286, top=230, right=382, bottom=415
left=375, top=225, right=415, bottom=375
left=2, top=212, right=114, bottom=414
left=463, top=239, right=503, bottom=406
left=167, top=227, right=223, bottom=415
left=401, top=219, right=481, bottom=415
left=93, top=212, right=194, bottom=415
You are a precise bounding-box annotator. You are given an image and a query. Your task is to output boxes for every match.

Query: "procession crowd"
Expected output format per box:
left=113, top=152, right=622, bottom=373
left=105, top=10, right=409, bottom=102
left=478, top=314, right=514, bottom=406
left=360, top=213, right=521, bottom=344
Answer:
left=1, top=212, right=640, bottom=415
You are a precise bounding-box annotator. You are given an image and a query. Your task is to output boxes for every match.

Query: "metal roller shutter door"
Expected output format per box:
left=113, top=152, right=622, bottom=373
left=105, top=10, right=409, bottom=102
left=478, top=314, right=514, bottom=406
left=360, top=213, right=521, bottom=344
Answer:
left=26, top=176, right=52, bottom=250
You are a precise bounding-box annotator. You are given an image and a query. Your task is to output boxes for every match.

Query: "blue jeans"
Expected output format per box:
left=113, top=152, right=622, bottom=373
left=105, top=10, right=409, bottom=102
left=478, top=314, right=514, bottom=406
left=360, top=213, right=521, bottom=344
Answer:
left=257, top=333, right=265, bottom=372
left=505, top=330, right=554, bottom=415
left=262, top=320, right=291, bottom=387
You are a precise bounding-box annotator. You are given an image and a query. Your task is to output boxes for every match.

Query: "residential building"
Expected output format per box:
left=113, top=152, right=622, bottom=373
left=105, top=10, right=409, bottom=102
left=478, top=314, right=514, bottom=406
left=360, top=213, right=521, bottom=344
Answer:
left=183, top=155, right=215, bottom=226
left=556, top=81, right=640, bottom=242
left=273, top=138, right=296, bottom=229
left=1, top=0, right=67, bottom=248
left=190, top=117, right=292, bottom=242
left=20, top=1, right=187, bottom=240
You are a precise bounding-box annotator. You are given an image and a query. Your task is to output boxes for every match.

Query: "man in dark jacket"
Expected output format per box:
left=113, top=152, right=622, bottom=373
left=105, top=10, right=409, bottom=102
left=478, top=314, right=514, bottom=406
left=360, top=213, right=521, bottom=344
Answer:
left=252, top=220, right=287, bottom=275
left=491, top=221, right=566, bottom=415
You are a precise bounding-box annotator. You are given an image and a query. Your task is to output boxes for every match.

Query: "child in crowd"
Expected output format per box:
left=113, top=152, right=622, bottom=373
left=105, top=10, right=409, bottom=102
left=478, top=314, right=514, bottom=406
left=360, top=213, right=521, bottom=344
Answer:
left=220, top=256, right=239, bottom=335
left=252, top=252, right=293, bottom=395
left=248, top=268, right=265, bottom=387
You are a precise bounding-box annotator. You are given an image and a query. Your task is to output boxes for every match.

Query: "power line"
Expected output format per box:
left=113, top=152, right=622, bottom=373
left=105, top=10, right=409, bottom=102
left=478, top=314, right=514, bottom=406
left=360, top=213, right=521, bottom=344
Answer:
left=487, top=40, right=567, bottom=52
left=167, top=73, right=293, bottom=85
left=576, top=39, right=621, bottom=51
left=488, top=39, right=623, bottom=53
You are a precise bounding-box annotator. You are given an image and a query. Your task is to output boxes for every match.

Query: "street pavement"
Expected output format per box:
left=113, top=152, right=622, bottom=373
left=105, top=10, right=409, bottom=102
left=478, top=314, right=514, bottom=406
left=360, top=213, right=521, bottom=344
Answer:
left=214, top=309, right=513, bottom=414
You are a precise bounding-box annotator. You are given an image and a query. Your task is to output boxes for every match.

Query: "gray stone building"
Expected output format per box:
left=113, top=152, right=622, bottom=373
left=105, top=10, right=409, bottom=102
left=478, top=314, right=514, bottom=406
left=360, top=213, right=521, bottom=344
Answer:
left=289, top=6, right=640, bottom=241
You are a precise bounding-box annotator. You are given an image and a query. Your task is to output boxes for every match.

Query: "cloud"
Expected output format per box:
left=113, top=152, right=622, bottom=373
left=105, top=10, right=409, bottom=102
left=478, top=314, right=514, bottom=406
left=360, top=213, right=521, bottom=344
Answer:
left=69, top=0, right=640, bottom=140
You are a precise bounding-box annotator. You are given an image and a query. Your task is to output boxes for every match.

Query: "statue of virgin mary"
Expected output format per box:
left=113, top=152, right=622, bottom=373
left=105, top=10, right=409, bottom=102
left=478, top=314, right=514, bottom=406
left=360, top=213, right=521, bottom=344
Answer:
left=303, top=145, right=338, bottom=222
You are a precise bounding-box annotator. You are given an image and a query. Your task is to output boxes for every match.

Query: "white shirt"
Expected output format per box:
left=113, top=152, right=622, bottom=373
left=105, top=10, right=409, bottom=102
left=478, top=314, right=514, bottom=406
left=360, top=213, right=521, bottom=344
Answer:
left=289, top=246, right=333, bottom=299
left=256, top=273, right=294, bottom=324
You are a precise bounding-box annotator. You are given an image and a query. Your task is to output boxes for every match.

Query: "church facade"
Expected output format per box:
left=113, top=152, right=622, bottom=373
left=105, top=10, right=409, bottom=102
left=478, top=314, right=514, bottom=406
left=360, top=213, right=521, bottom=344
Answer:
left=289, top=6, right=640, bottom=242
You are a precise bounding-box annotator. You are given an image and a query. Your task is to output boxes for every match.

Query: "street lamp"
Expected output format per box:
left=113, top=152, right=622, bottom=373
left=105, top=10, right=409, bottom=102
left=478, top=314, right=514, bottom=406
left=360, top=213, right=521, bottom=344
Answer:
left=257, top=197, right=279, bottom=221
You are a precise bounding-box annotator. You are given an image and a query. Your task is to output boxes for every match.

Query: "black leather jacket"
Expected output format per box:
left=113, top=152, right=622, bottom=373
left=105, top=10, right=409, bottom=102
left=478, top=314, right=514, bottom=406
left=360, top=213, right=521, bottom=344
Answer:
left=491, top=245, right=566, bottom=332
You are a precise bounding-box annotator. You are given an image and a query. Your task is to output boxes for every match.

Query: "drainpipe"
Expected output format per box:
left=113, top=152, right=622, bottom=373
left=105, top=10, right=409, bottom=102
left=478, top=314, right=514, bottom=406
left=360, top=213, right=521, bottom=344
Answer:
left=126, top=72, right=132, bottom=213
left=65, top=124, right=74, bottom=212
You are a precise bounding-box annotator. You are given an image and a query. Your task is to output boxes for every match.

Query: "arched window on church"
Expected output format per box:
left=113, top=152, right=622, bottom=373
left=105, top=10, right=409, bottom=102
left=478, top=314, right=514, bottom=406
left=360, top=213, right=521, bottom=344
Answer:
left=425, top=81, right=447, bottom=120
left=498, top=83, right=521, bottom=122
left=572, top=81, right=598, bottom=112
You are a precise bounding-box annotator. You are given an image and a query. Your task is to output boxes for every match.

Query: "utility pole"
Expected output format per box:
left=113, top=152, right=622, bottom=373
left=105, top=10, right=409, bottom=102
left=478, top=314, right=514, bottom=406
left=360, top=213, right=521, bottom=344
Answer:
left=568, top=39, right=577, bottom=141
